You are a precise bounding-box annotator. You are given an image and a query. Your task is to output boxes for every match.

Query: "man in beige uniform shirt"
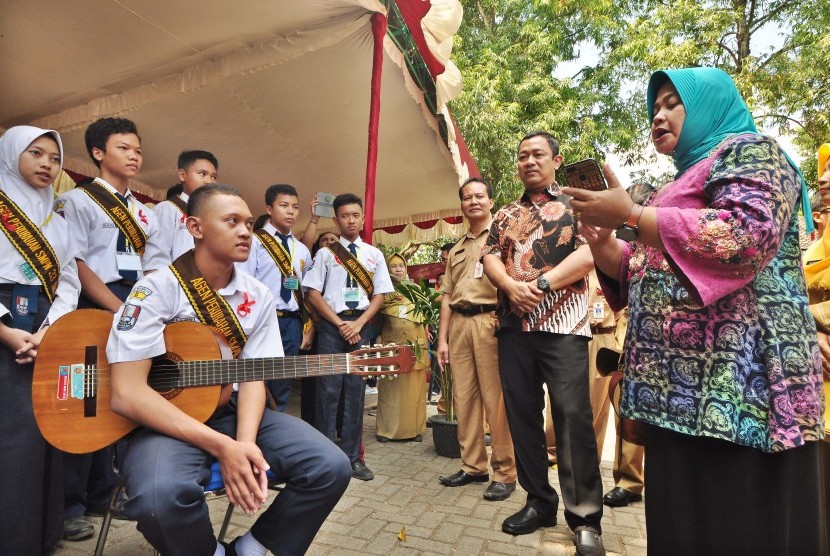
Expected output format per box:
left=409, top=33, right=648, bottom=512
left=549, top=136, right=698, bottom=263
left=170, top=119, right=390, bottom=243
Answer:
left=437, top=177, right=517, bottom=501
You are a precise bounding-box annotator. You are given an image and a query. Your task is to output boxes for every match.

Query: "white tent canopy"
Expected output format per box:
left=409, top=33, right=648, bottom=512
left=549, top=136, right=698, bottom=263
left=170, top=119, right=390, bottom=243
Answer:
left=0, top=0, right=467, bottom=237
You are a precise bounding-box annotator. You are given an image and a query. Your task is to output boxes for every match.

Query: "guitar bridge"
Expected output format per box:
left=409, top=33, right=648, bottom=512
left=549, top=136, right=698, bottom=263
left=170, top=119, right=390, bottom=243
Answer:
left=84, top=345, right=97, bottom=417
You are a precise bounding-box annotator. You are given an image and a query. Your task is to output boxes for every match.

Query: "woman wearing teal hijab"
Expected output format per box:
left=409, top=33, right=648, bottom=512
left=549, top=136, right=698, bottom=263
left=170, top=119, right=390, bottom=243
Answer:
left=565, top=68, right=827, bottom=554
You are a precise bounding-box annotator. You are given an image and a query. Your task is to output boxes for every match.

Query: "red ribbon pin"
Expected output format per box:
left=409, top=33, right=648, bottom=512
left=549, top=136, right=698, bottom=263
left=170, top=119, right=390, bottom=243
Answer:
left=237, top=292, right=256, bottom=317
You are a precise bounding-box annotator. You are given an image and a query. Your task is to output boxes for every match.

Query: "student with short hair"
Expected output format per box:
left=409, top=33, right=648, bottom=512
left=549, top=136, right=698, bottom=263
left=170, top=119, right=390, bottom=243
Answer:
left=108, top=183, right=351, bottom=555
left=237, top=183, right=313, bottom=410
left=303, top=193, right=393, bottom=481
left=55, top=116, right=158, bottom=541
left=0, top=126, right=81, bottom=554
left=144, top=149, right=218, bottom=271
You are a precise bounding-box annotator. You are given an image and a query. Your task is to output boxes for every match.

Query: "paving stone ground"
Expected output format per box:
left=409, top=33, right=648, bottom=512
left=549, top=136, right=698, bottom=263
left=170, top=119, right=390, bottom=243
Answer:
left=54, top=390, right=646, bottom=555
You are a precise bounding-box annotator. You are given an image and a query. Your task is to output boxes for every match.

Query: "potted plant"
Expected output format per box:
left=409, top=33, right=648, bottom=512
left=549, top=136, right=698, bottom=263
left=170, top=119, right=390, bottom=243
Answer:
left=394, top=279, right=460, bottom=457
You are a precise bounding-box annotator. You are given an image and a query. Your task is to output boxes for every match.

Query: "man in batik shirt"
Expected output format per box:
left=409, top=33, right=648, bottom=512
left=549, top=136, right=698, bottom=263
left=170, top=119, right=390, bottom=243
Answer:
left=482, top=131, right=604, bottom=556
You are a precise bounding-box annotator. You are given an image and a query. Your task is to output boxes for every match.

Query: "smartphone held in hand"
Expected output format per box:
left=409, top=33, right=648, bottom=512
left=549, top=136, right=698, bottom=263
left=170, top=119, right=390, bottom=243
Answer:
left=314, top=192, right=336, bottom=218
left=561, top=159, right=607, bottom=192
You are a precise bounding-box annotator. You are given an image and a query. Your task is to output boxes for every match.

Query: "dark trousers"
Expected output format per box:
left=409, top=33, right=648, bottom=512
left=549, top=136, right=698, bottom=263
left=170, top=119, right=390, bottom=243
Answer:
left=64, top=281, right=135, bottom=518
left=0, top=289, right=64, bottom=554
left=315, top=317, right=377, bottom=464
left=497, top=328, right=603, bottom=532
left=122, top=406, right=351, bottom=556
left=645, top=425, right=828, bottom=555
left=268, top=316, right=302, bottom=411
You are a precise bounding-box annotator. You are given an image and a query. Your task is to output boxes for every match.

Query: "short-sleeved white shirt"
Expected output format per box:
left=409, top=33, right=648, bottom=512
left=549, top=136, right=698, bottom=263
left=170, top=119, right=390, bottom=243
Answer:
left=55, top=178, right=158, bottom=282
left=302, top=236, right=393, bottom=313
left=235, top=223, right=312, bottom=312
left=106, top=265, right=282, bottom=364
left=143, top=192, right=192, bottom=271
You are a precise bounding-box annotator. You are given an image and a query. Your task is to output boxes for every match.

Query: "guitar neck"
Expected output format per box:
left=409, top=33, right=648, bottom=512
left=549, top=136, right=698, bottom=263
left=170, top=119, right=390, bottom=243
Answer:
left=176, top=353, right=350, bottom=387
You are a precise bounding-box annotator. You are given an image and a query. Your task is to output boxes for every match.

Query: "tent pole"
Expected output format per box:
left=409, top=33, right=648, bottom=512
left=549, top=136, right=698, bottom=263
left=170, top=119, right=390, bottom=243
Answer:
left=362, top=12, right=387, bottom=244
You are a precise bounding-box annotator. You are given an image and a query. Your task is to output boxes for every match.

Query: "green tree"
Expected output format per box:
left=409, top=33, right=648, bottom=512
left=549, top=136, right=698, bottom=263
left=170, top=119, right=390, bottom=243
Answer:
left=452, top=0, right=830, bottom=193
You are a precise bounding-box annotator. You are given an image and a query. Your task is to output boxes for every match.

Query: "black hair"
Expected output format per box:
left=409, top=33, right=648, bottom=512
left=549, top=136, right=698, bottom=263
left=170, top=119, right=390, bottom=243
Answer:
left=333, top=193, right=363, bottom=214
left=166, top=183, right=183, bottom=200
left=84, top=117, right=140, bottom=168
left=440, top=242, right=456, bottom=253
left=187, top=183, right=243, bottom=217
left=178, top=150, right=218, bottom=172
left=518, top=130, right=560, bottom=156
left=253, top=213, right=270, bottom=231
left=265, top=184, right=299, bottom=206
left=458, top=176, right=494, bottom=200
left=627, top=182, right=656, bottom=206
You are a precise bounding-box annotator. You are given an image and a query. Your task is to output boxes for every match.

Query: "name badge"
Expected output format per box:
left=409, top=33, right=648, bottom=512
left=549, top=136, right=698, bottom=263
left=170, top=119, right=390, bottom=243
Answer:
left=283, top=277, right=299, bottom=290
left=116, top=252, right=143, bottom=272
left=343, top=287, right=360, bottom=303
left=474, top=262, right=484, bottom=279
left=18, top=262, right=37, bottom=282
left=592, top=302, right=605, bottom=320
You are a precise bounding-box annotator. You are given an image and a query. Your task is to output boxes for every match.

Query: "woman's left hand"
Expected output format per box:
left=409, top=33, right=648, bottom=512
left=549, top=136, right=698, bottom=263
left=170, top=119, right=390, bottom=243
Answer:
left=563, top=163, right=634, bottom=229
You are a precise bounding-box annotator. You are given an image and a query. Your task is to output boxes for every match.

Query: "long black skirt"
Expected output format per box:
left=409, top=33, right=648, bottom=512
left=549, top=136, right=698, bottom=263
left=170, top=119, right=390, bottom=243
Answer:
left=644, top=424, right=827, bottom=555
left=0, top=289, right=63, bottom=554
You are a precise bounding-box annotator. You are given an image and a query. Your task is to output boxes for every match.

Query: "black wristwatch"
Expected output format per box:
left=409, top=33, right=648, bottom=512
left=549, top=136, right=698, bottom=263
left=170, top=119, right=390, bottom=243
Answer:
left=617, top=204, right=644, bottom=242
left=537, top=275, right=550, bottom=292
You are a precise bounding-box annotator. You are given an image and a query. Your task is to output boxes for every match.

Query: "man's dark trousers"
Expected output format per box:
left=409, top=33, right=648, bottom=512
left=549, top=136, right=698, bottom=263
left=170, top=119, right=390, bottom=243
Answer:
left=497, top=328, right=603, bottom=532
left=269, top=316, right=302, bottom=411
left=315, top=316, right=377, bottom=464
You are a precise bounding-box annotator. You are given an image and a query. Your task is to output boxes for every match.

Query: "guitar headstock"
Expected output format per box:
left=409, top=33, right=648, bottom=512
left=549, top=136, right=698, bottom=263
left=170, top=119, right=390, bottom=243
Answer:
left=347, top=344, right=416, bottom=377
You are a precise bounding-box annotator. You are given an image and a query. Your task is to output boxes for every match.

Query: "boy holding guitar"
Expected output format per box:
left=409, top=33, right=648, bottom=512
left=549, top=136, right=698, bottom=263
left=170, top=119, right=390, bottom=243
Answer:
left=106, top=183, right=351, bottom=555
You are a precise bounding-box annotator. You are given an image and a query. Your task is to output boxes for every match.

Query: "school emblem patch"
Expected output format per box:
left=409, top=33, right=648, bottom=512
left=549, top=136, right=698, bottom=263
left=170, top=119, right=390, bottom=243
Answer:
left=128, top=286, right=153, bottom=301
left=117, top=303, right=141, bottom=330
left=14, top=296, right=29, bottom=316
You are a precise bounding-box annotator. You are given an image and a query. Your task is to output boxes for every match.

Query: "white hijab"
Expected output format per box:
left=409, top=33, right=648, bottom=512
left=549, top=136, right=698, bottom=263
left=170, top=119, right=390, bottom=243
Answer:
left=0, top=125, right=64, bottom=225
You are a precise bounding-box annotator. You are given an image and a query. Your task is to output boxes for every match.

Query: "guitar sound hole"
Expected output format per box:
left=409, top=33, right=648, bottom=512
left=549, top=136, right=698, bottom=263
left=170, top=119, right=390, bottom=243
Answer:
left=148, top=354, right=183, bottom=400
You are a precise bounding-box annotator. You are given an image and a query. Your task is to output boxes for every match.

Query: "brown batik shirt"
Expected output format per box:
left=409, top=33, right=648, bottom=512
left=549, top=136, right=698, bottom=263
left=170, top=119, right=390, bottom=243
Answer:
left=481, top=185, right=590, bottom=337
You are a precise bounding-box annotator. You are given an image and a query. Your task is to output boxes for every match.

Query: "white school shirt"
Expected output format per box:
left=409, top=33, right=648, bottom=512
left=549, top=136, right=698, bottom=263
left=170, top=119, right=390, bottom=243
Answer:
left=302, top=236, right=393, bottom=314
left=56, top=178, right=158, bottom=282
left=143, top=192, right=192, bottom=271
left=106, top=265, right=282, bottom=364
left=0, top=208, right=81, bottom=327
left=236, top=223, right=312, bottom=312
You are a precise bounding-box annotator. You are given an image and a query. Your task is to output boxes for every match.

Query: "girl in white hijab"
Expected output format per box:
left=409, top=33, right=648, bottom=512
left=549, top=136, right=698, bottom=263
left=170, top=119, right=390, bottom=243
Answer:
left=0, top=125, right=80, bottom=554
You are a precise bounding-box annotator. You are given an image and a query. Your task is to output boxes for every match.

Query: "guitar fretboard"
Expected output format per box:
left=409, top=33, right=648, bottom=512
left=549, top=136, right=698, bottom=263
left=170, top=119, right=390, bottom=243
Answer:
left=176, top=353, right=351, bottom=387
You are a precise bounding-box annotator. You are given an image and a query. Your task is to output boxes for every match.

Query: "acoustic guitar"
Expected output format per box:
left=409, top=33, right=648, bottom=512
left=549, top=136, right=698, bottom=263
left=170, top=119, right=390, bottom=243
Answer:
left=32, top=309, right=414, bottom=454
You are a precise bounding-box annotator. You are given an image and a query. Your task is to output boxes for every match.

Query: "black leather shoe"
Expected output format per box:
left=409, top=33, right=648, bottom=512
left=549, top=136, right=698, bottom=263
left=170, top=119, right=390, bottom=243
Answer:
left=602, top=486, right=642, bottom=507
left=501, top=505, right=557, bottom=535
left=351, top=460, right=375, bottom=481
left=574, top=527, right=605, bottom=556
left=483, top=481, right=516, bottom=501
left=438, top=470, right=489, bottom=487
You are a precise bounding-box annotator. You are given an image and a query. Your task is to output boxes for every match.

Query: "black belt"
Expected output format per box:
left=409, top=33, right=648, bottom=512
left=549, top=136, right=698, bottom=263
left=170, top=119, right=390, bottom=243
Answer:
left=276, top=310, right=302, bottom=319
left=0, top=283, right=16, bottom=293
left=338, top=309, right=365, bottom=317
left=591, top=325, right=616, bottom=335
left=451, top=304, right=497, bottom=316
left=109, top=279, right=137, bottom=288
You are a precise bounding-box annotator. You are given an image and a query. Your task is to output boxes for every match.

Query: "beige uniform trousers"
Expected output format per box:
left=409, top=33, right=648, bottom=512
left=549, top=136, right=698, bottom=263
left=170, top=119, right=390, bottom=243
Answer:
left=449, top=312, right=516, bottom=482
left=610, top=384, right=645, bottom=494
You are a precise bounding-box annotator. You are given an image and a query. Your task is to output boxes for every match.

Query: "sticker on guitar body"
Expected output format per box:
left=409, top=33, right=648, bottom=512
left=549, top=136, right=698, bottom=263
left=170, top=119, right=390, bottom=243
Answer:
left=56, top=366, right=70, bottom=401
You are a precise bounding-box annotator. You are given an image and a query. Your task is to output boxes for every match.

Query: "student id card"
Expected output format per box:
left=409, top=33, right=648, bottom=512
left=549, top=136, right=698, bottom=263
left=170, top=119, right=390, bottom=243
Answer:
left=283, top=277, right=299, bottom=290
left=116, top=252, right=143, bottom=272
left=343, top=287, right=360, bottom=303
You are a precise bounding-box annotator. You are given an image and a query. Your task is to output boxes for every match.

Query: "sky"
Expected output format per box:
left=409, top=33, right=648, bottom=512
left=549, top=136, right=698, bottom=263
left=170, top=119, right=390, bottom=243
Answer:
left=552, top=26, right=802, bottom=188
